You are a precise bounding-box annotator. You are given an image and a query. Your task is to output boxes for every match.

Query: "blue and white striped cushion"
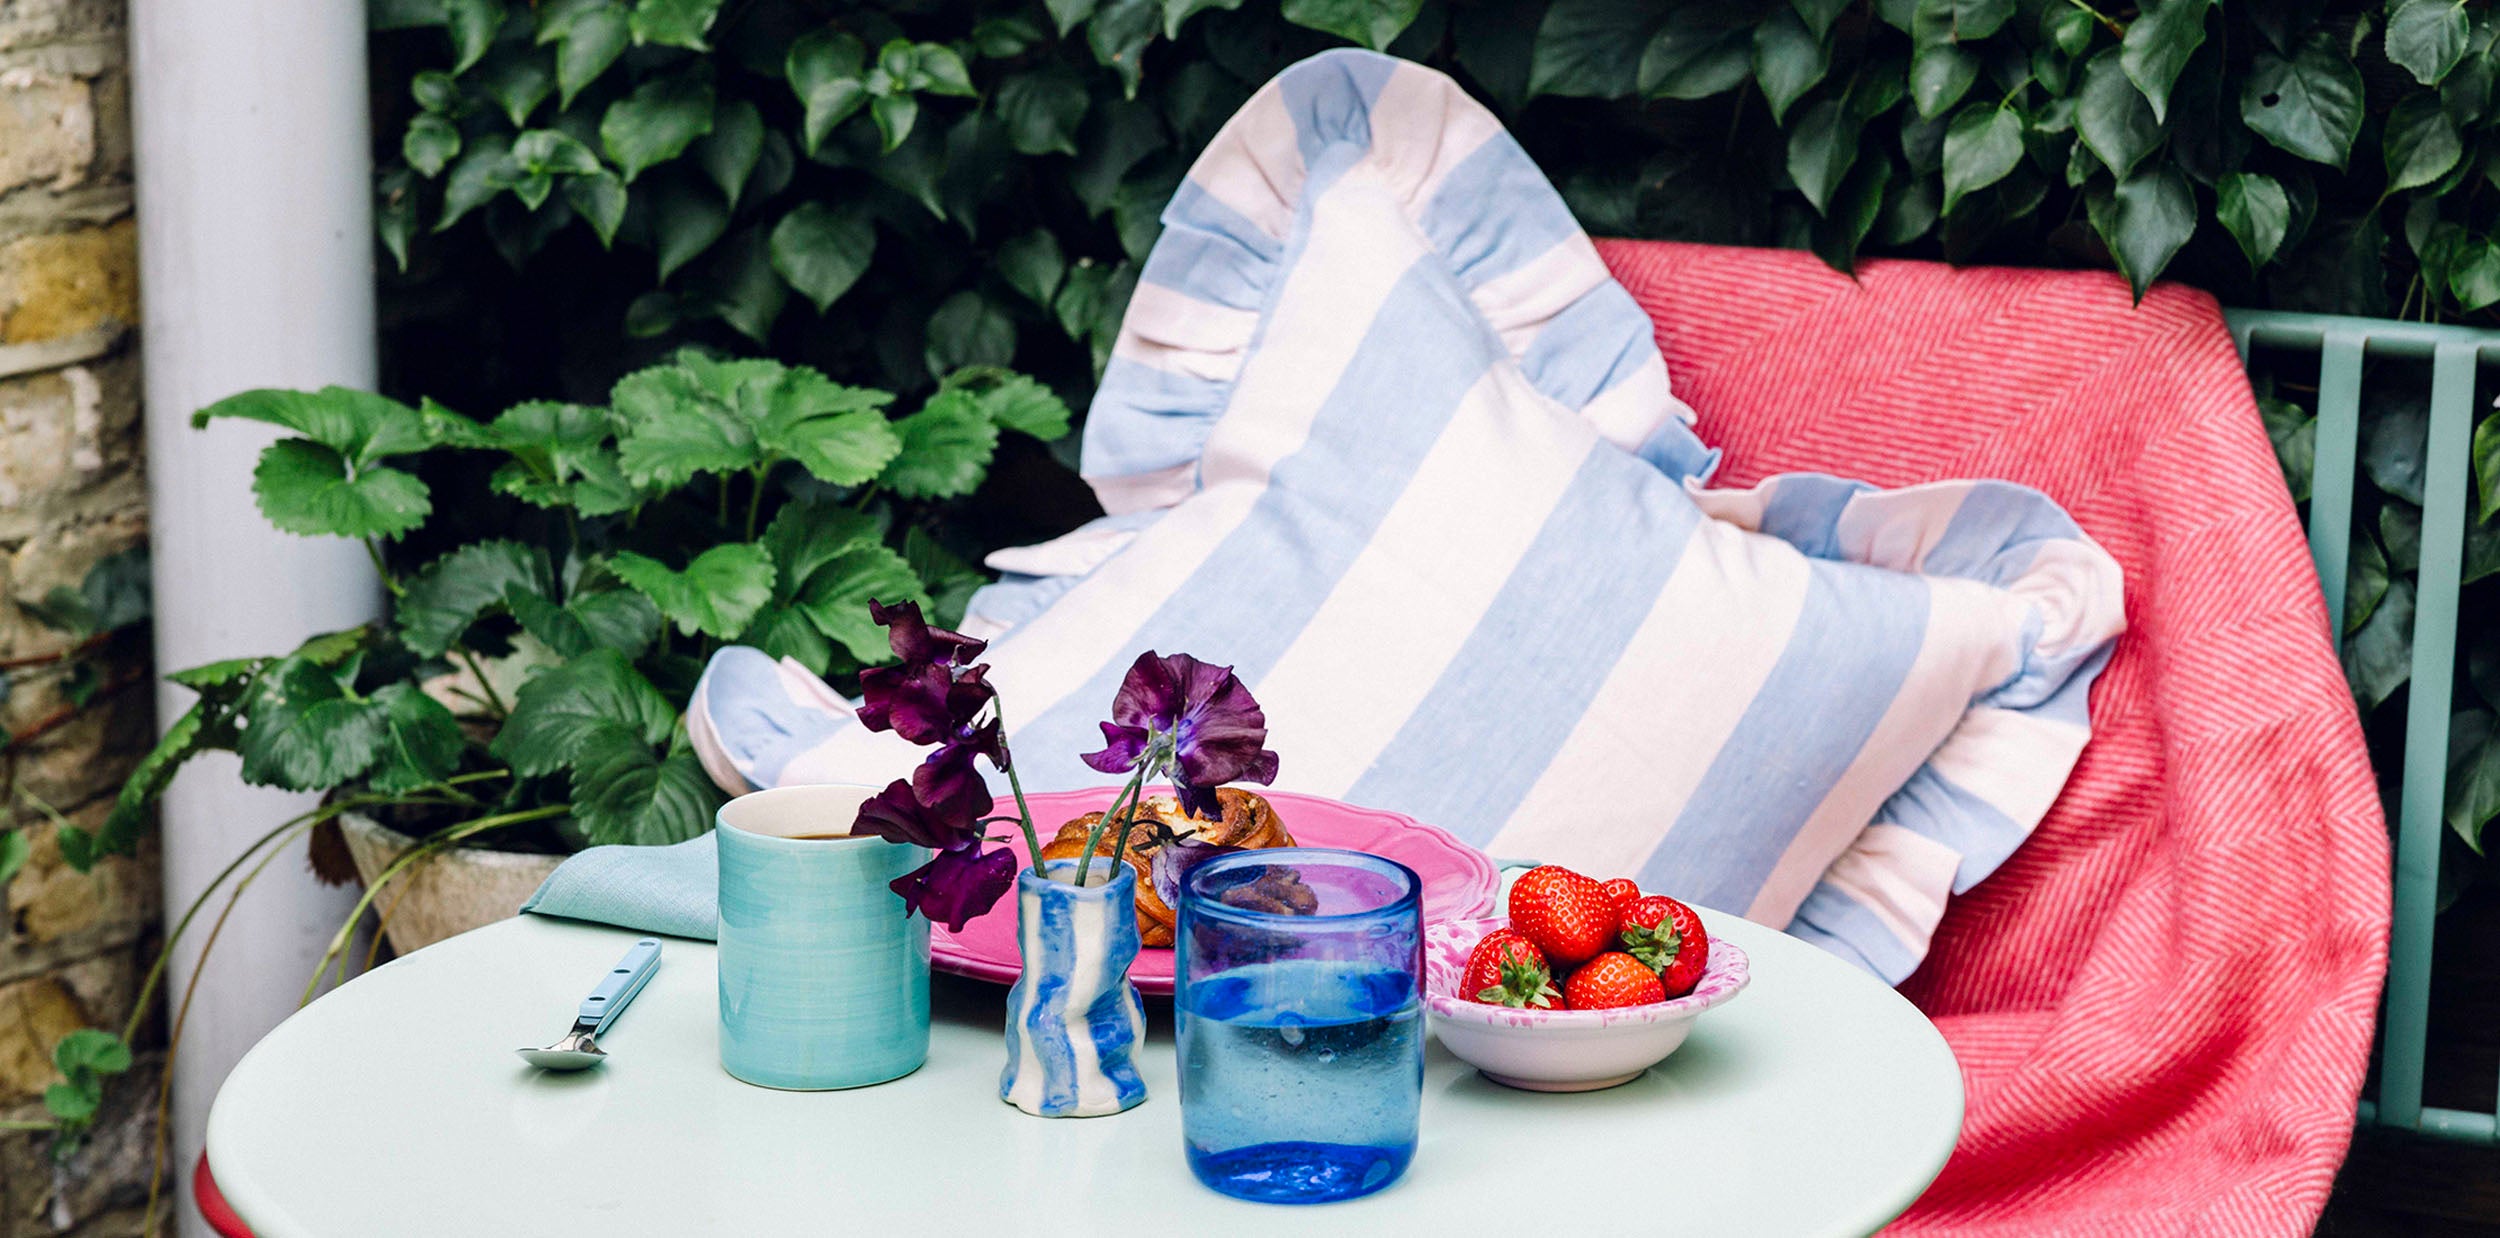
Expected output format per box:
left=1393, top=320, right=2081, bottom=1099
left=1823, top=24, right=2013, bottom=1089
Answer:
left=689, top=50, right=2125, bottom=983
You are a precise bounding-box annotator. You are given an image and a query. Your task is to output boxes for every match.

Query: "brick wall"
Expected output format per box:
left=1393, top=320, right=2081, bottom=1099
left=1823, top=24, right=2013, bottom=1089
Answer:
left=0, top=0, right=161, bottom=1233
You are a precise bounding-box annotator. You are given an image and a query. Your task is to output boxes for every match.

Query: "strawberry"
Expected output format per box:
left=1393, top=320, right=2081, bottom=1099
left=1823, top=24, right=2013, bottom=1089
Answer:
left=1507, top=866, right=1618, bottom=966
left=1619, top=894, right=1710, bottom=997
left=1459, top=928, right=1560, bottom=1009
left=1563, top=952, right=1665, bottom=1009
left=1596, top=878, right=1641, bottom=911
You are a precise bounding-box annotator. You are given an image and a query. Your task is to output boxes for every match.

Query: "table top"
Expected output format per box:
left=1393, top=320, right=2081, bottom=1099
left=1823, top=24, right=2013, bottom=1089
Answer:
left=207, top=912, right=1962, bottom=1237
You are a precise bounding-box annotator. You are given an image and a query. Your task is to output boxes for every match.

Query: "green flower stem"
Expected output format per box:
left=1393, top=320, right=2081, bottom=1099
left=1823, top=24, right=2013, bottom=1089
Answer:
left=363, top=539, right=402, bottom=599
left=744, top=464, right=770, bottom=542
left=1072, top=761, right=1150, bottom=888
left=453, top=647, right=510, bottom=718
left=986, top=703, right=1049, bottom=877
left=299, top=802, right=570, bottom=1004
left=1104, top=748, right=1166, bottom=879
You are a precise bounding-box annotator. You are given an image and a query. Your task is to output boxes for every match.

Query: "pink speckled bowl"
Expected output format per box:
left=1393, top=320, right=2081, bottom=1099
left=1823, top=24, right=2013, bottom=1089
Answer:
left=1424, top=914, right=1751, bottom=1092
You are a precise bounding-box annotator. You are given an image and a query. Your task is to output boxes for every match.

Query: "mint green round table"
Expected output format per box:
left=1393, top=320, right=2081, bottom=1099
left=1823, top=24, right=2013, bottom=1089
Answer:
left=206, top=912, right=1961, bottom=1236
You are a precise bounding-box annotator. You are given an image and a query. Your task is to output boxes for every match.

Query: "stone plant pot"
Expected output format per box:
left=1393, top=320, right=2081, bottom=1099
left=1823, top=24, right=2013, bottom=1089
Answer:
left=338, top=814, right=563, bottom=955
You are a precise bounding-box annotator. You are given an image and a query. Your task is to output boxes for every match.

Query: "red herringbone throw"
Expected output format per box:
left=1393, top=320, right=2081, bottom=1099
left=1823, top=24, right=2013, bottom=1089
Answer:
left=1600, top=239, right=2390, bottom=1237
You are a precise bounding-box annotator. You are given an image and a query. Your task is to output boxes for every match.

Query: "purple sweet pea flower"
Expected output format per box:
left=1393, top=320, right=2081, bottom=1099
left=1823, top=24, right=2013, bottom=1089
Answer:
left=1149, top=832, right=1246, bottom=909
left=890, top=842, right=1019, bottom=932
left=869, top=599, right=985, bottom=667
left=911, top=740, right=995, bottom=828
left=859, top=663, right=1005, bottom=767
left=852, top=778, right=976, bottom=850
left=1081, top=652, right=1280, bottom=817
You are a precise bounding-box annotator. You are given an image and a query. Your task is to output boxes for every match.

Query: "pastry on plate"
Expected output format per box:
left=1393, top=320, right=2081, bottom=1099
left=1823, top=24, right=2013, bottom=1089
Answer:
left=1039, top=787, right=1292, bottom=946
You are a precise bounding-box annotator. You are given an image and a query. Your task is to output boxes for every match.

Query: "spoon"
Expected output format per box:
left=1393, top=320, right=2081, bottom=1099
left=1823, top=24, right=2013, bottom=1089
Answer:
left=517, top=938, right=661, bottom=1071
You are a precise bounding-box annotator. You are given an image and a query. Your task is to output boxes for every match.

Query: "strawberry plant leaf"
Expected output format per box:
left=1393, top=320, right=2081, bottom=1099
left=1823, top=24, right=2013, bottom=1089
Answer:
left=880, top=399, right=999, bottom=499
left=752, top=367, right=901, bottom=485
left=365, top=682, right=467, bottom=794
left=235, top=657, right=387, bottom=790
left=397, top=540, right=555, bottom=657
left=612, top=544, right=776, bottom=638
left=249, top=440, right=432, bottom=540
left=2448, top=708, right=2500, bottom=853
left=567, top=730, right=723, bottom=846
left=490, top=648, right=676, bottom=777
left=612, top=364, right=761, bottom=487
left=792, top=542, right=926, bottom=662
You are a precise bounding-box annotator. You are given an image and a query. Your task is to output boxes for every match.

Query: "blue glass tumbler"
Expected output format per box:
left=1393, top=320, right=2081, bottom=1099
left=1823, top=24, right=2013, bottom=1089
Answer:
left=1175, top=848, right=1424, bottom=1204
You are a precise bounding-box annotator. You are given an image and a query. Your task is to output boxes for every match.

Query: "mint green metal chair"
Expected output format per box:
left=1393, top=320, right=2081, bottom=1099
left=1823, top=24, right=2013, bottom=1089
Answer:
left=2228, top=310, right=2486, bottom=1141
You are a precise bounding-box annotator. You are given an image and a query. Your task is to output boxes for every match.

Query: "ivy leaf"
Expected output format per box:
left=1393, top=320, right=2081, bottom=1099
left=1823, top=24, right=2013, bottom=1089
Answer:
left=365, top=682, right=466, bottom=795
left=2346, top=523, right=2392, bottom=634
left=2362, top=398, right=2428, bottom=506
left=787, top=31, right=869, bottom=154
left=1751, top=11, right=1828, bottom=125
left=871, top=93, right=919, bottom=153
left=752, top=367, right=901, bottom=485
left=1786, top=96, right=1863, bottom=213
left=792, top=543, right=928, bottom=662
left=236, top=657, right=386, bottom=790
left=702, top=226, right=787, bottom=345
left=629, top=0, right=719, bottom=50
left=513, top=129, right=602, bottom=177
left=446, top=0, right=506, bottom=74
left=436, top=135, right=517, bottom=231
left=612, top=544, right=776, bottom=638
left=2452, top=709, right=2500, bottom=853
left=880, top=400, right=1000, bottom=499
left=554, top=6, right=629, bottom=108
left=490, top=649, right=677, bottom=777
left=611, top=365, right=760, bottom=487
left=1793, top=0, right=1851, bottom=40
left=1165, top=0, right=1243, bottom=38
left=564, top=170, right=628, bottom=248
left=1908, top=43, right=1980, bottom=120
left=475, top=49, right=555, bottom=127
left=1940, top=104, right=2022, bottom=216
left=1281, top=0, right=1424, bottom=50
left=2384, top=94, right=2463, bottom=193
left=397, top=540, right=553, bottom=657
left=2087, top=164, right=2195, bottom=300
left=2119, top=0, right=2209, bottom=122
left=250, top=440, right=432, bottom=539
left=2077, top=49, right=2162, bottom=181
left=997, top=231, right=1066, bottom=307
left=404, top=115, right=462, bottom=178
left=2241, top=34, right=2363, bottom=170
left=650, top=178, right=729, bottom=283
left=695, top=100, right=762, bottom=209
left=1529, top=0, right=1666, bottom=98
left=769, top=202, right=875, bottom=313
left=2343, top=578, right=2413, bottom=712
left=601, top=73, right=716, bottom=181
left=1811, top=152, right=1893, bottom=273
left=925, top=291, right=1017, bottom=374
left=2477, top=411, right=2500, bottom=522
left=1911, top=0, right=2012, bottom=43
left=1087, top=0, right=1160, bottom=98
left=2456, top=238, right=2500, bottom=314
left=996, top=68, right=1090, bottom=157
left=569, top=731, right=722, bottom=846
left=2216, top=172, right=2289, bottom=272
left=1048, top=0, right=1098, bottom=35
left=2387, top=0, right=2472, bottom=86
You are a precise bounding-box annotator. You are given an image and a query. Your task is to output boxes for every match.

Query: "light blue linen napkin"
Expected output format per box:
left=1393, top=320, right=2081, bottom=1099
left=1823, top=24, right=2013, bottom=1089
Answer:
left=520, top=832, right=720, bottom=941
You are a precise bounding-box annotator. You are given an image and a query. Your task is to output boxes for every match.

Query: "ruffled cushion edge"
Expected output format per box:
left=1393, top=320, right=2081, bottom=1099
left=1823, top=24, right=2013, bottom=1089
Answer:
left=1080, top=47, right=1713, bottom=517
left=1691, top=472, right=2127, bottom=982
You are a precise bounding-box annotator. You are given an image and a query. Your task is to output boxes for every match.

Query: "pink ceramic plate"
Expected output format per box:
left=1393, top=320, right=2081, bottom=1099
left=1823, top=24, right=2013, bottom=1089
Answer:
left=930, top=787, right=1500, bottom=995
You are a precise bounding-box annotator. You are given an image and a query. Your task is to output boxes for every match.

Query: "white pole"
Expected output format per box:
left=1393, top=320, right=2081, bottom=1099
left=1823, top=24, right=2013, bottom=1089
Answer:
left=128, top=2, right=379, bottom=1231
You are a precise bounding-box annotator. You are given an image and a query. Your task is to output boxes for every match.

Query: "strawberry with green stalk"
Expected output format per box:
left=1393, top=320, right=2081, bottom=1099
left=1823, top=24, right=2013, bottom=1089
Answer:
left=1460, top=928, right=1563, bottom=1009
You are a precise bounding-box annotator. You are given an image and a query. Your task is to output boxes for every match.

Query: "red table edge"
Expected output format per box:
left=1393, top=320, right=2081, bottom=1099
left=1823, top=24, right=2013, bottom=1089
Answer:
left=197, top=1152, right=254, bottom=1238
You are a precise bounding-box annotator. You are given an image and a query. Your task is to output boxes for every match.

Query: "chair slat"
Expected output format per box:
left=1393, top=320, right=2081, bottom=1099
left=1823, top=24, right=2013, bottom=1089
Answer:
left=2310, top=335, right=2364, bottom=638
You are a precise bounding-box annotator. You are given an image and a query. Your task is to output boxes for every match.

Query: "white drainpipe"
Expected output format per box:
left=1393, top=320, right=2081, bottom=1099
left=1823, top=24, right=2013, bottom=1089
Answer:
left=128, top=2, right=379, bottom=1230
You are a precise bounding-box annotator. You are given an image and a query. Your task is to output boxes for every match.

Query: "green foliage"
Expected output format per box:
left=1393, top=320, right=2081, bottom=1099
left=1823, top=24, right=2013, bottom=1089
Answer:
left=101, top=353, right=1072, bottom=865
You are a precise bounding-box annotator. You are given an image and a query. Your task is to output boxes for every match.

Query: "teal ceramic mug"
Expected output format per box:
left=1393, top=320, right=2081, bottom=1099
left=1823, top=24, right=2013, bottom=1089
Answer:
left=716, top=784, right=931, bottom=1090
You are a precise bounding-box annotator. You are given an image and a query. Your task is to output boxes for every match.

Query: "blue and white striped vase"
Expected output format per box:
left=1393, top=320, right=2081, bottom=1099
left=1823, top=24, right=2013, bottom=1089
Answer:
left=1000, top=859, right=1148, bottom=1117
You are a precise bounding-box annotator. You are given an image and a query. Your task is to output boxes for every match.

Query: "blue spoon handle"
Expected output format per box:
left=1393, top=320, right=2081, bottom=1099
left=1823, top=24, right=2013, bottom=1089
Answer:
left=579, top=938, right=661, bottom=1035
